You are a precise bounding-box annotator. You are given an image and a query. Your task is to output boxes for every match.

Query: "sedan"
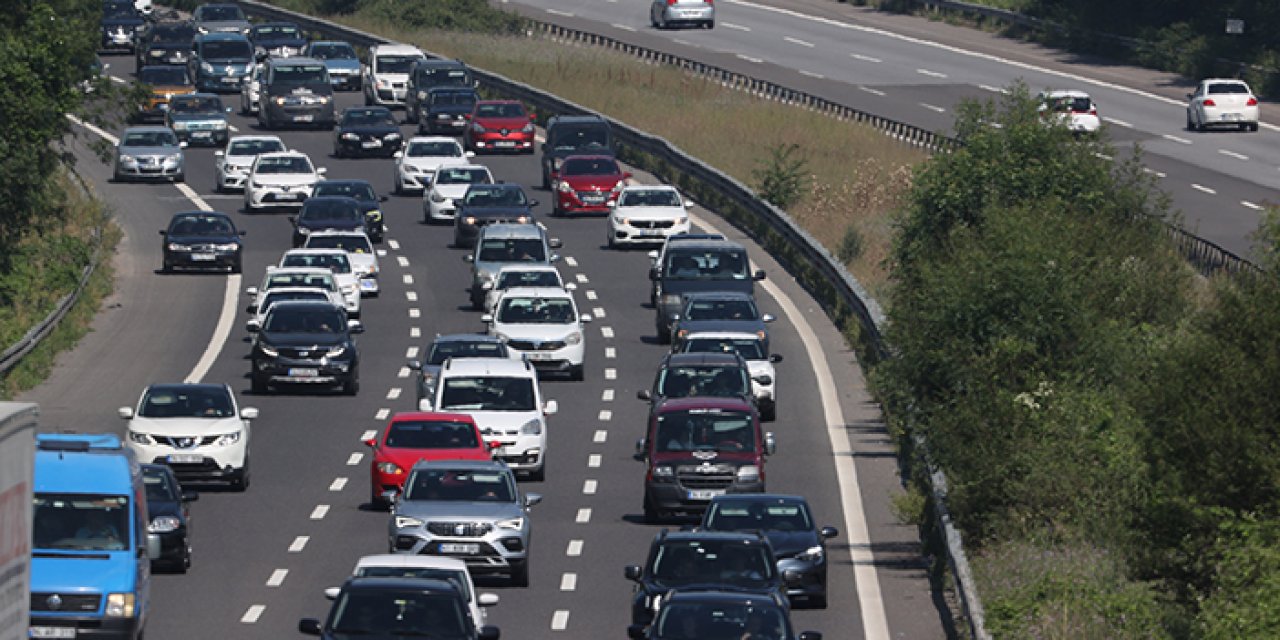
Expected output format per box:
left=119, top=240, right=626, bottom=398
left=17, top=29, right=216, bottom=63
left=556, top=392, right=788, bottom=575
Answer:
left=452, top=183, right=538, bottom=249
left=214, top=134, right=285, bottom=192
left=160, top=210, right=245, bottom=273
left=423, top=164, right=493, bottom=224
left=484, top=287, right=592, bottom=381
left=363, top=412, right=497, bottom=507
left=608, top=185, right=692, bottom=248
left=243, top=151, right=326, bottom=213
left=1187, top=78, right=1260, bottom=132
left=393, top=136, right=472, bottom=195
left=278, top=248, right=361, bottom=318
left=312, top=179, right=388, bottom=243
left=551, top=154, right=631, bottom=217
left=164, top=93, right=232, bottom=146
left=113, top=126, right=186, bottom=183
left=333, top=106, right=404, bottom=158
left=463, top=100, right=536, bottom=154
left=651, top=0, right=715, bottom=29
left=289, top=196, right=370, bottom=250
left=140, top=463, right=197, bottom=573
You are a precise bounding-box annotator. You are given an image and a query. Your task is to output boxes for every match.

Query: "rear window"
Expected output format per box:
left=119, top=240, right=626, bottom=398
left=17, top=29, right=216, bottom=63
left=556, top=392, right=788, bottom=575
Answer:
left=1208, top=82, right=1250, bottom=95
left=663, top=249, right=750, bottom=280
left=385, top=420, right=479, bottom=449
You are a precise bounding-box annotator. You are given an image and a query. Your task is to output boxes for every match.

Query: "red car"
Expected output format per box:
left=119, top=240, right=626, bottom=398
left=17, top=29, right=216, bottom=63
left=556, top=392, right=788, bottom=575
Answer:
left=550, top=154, right=631, bottom=216
left=463, top=100, right=536, bottom=154
left=364, top=412, right=497, bottom=507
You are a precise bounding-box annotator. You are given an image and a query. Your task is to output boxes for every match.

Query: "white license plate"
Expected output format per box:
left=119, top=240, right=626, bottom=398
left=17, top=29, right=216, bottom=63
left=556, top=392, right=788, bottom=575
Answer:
left=1221, top=113, right=1240, bottom=121
left=437, top=114, right=451, bottom=119
left=359, top=279, right=378, bottom=290
left=361, top=140, right=382, bottom=148
left=495, top=141, right=516, bottom=148
left=439, top=543, right=479, bottom=554
left=168, top=454, right=203, bottom=464
left=276, top=192, right=301, bottom=200
left=29, top=627, right=75, bottom=639
left=525, top=352, right=554, bottom=361
left=687, top=489, right=725, bottom=500
left=191, top=253, right=215, bottom=261
left=221, top=76, right=238, bottom=83
left=288, top=368, right=319, bottom=378
left=582, top=196, right=605, bottom=204
left=293, top=114, right=314, bottom=122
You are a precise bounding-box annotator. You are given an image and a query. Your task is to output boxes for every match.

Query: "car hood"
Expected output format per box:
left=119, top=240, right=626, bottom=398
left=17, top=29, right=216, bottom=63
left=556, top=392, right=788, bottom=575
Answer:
left=453, top=410, right=540, bottom=434
left=559, top=174, right=623, bottom=190
left=260, top=331, right=347, bottom=348
left=119, top=145, right=182, bottom=156
left=493, top=323, right=578, bottom=342
left=253, top=173, right=317, bottom=186
left=433, top=183, right=472, bottom=199
left=31, top=552, right=137, bottom=594
left=401, top=156, right=461, bottom=171
left=169, top=112, right=226, bottom=122
left=145, top=499, right=184, bottom=520
left=342, top=124, right=399, bottom=136
left=763, top=531, right=820, bottom=557
left=379, top=447, right=492, bottom=469
left=613, top=205, right=686, bottom=221
left=474, top=117, right=530, bottom=130
left=396, top=499, right=524, bottom=521
left=165, top=232, right=239, bottom=245
left=129, top=415, right=243, bottom=436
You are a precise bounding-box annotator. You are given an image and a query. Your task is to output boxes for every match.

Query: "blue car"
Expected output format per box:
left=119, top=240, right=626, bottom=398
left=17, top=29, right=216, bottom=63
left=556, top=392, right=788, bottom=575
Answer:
left=305, top=40, right=362, bottom=91
left=189, top=32, right=254, bottom=93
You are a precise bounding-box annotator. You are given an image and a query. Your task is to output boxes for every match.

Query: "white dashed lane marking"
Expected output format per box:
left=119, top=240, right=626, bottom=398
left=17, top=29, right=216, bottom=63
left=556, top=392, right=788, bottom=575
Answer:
left=576, top=508, right=592, bottom=523
left=1242, top=201, right=1263, bottom=210
left=560, top=573, right=578, bottom=591
left=387, top=388, right=402, bottom=400
left=598, top=410, right=612, bottom=421
left=375, top=409, right=390, bottom=421
left=736, top=53, right=763, bottom=64
left=409, top=308, right=421, bottom=318
left=916, top=68, right=947, bottom=78
left=403, top=274, right=414, bottom=284
left=387, top=239, right=401, bottom=250
left=309, top=505, right=329, bottom=520
left=329, top=477, right=348, bottom=492
left=575, top=273, right=589, bottom=283
left=604, top=369, right=617, bottom=380
left=784, top=36, right=815, bottom=47
left=601, top=389, right=614, bottom=402
left=398, top=366, right=411, bottom=378
left=582, top=480, right=597, bottom=496
left=600, top=327, right=614, bottom=339
left=240, top=605, right=266, bottom=624
left=406, top=347, right=420, bottom=358
left=360, top=430, right=377, bottom=441
left=850, top=53, right=882, bottom=63
left=592, top=307, right=606, bottom=318
left=347, top=452, right=363, bottom=465
left=566, top=540, right=584, bottom=556
left=397, top=256, right=410, bottom=267
left=588, top=454, right=602, bottom=468
left=410, top=327, right=421, bottom=338
left=1163, top=134, right=1192, bottom=145
left=604, top=347, right=616, bottom=359
left=1218, top=149, right=1249, bottom=161
left=266, top=569, right=288, bottom=587
left=406, top=291, right=418, bottom=302
left=376, top=249, right=388, bottom=258
left=288, top=536, right=309, bottom=553
left=1191, top=184, right=1217, bottom=195
left=858, top=86, right=885, bottom=96
left=1143, top=168, right=1167, bottom=178
left=593, top=430, right=608, bottom=443
left=564, top=256, right=578, bottom=267
left=551, top=610, right=570, bottom=631
left=585, top=290, right=597, bottom=301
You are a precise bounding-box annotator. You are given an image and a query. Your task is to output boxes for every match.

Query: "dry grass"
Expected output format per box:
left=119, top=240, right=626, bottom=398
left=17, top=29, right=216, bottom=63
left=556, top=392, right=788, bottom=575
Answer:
left=338, top=16, right=927, bottom=295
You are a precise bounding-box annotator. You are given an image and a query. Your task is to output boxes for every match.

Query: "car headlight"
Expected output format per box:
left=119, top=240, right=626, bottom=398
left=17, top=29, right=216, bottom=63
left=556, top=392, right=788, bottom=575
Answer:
left=394, top=515, right=423, bottom=528
left=377, top=78, right=390, bottom=88
left=200, top=61, right=214, bottom=74
left=496, top=516, right=525, bottom=530
left=297, top=227, right=312, bottom=235
left=565, top=331, right=582, bottom=345
left=430, top=192, right=446, bottom=203
left=149, top=516, right=182, bottom=533
left=652, top=465, right=674, bottom=478
left=367, top=210, right=383, bottom=221
left=384, top=132, right=401, bottom=140
left=521, top=122, right=534, bottom=133
left=675, top=216, right=688, bottom=225
left=167, top=243, right=191, bottom=252
left=798, top=545, right=825, bottom=562
left=376, top=461, right=403, bottom=475
left=214, top=243, right=239, bottom=251
left=515, top=215, right=531, bottom=224
left=214, top=120, right=227, bottom=129
left=326, top=346, right=347, bottom=358
left=661, top=294, right=683, bottom=308
left=119, top=155, right=135, bottom=164
left=258, top=344, right=279, bottom=358
left=105, top=593, right=136, bottom=618
left=316, top=95, right=330, bottom=104
left=417, top=90, right=427, bottom=100
left=274, top=96, right=288, bottom=106
left=215, top=431, right=241, bottom=446
left=519, top=419, right=542, bottom=436
left=165, top=154, right=181, bottom=164
left=150, top=49, right=165, bottom=57
left=127, top=431, right=151, bottom=445
left=463, top=216, right=477, bottom=226
left=339, top=132, right=359, bottom=142
left=736, top=465, right=760, bottom=482
left=556, top=181, right=573, bottom=193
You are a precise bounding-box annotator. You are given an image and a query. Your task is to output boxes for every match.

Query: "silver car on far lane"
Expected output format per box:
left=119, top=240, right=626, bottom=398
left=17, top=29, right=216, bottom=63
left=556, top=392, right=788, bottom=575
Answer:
left=651, top=0, right=715, bottom=29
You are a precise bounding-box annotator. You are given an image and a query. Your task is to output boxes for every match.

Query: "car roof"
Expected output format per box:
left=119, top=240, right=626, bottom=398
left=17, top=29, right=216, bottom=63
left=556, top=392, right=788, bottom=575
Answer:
left=682, top=291, right=755, bottom=302
left=354, top=554, right=469, bottom=572
left=266, top=56, right=325, bottom=68
left=387, top=411, right=478, bottom=425
left=264, top=300, right=343, bottom=312
left=495, top=264, right=559, bottom=274
left=663, top=352, right=747, bottom=367
left=408, top=458, right=512, bottom=472
left=252, top=21, right=300, bottom=29
left=655, top=395, right=756, bottom=413
left=550, top=114, right=607, bottom=124
left=34, top=434, right=134, bottom=495
left=469, top=182, right=523, bottom=191
left=478, top=223, right=544, bottom=239
left=427, top=86, right=476, bottom=94
left=562, top=154, right=618, bottom=162
left=659, top=529, right=768, bottom=543
left=257, top=151, right=310, bottom=160
left=340, top=576, right=461, bottom=594
left=708, top=493, right=809, bottom=506
left=267, top=266, right=332, bottom=276
left=664, top=590, right=782, bottom=606
left=372, top=43, right=425, bottom=55
left=440, top=357, right=535, bottom=377
left=666, top=238, right=747, bottom=252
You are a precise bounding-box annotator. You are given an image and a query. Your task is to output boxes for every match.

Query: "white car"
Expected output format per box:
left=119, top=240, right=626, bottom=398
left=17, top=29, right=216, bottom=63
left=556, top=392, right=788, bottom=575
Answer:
left=120, top=383, right=257, bottom=491
left=279, top=249, right=362, bottom=318
left=482, top=264, right=574, bottom=314
left=363, top=43, right=425, bottom=107
left=607, top=185, right=693, bottom=248
left=245, top=286, right=334, bottom=333
left=246, top=267, right=343, bottom=323
left=243, top=151, right=326, bottom=213
left=302, top=230, right=380, bottom=296
left=428, top=357, right=557, bottom=480
left=676, top=330, right=783, bottom=421
left=394, top=136, right=473, bottom=195
left=214, top=134, right=285, bottom=192
left=239, top=63, right=265, bottom=115
left=324, top=555, right=499, bottom=627
left=484, top=287, right=592, bottom=381
left=1037, top=90, right=1101, bottom=134
left=1187, top=78, right=1261, bottom=132
left=423, top=164, right=493, bottom=224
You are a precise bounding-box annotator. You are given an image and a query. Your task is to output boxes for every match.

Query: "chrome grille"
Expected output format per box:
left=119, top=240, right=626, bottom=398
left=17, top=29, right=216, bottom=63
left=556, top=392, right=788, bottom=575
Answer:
left=155, top=435, right=219, bottom=448
left=427, top=521, right=493, bottom=537
left=31, top=593, right=100, bottom=613
left=676, top=463, right=737, bottom=490
left=506, top=340, right=565, bottom=351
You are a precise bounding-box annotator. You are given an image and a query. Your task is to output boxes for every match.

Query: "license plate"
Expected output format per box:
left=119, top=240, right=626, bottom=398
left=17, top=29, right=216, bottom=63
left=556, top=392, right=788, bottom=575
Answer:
left=525, top=352, right=554, bottom=361
left=439, top=543, right=479, bottom=554
left=437, top=114, right=451, bottom=119
left=293, top=114, right=314, bottom=122
left=288, top=368, right=319, bottom=378
left=191, top=253, right=215, bottom=261
left=168, top=454, right=203, bottom=464
left=687, top=489, right=725, bottom=500
left=29, top=627, right=75, bottom=639
left=221, top=76, right=238, bottom=83
left=495, top=141, right=516, bottom=148
left=359, top=279, right=377, bottom=290
left=1221, top=113, right=1239, bottom=121
left=192, top=131, right=212, bottom=138
left=361, top=140, right=382, bottom=148
left=276, top=192, right=300, bottom=200
left=582, top=196, right=605, bottom=204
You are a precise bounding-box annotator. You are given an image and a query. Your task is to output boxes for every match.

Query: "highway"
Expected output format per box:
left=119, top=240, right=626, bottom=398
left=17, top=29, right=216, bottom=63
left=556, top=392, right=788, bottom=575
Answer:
left=503, top=0, right=1280, bottom=260
left=21, top=43, right=949, bottom=639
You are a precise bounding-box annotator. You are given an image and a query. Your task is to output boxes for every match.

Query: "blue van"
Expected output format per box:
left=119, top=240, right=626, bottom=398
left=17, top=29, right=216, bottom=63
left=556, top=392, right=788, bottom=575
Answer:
left=29, top=433, right=159, bottom=639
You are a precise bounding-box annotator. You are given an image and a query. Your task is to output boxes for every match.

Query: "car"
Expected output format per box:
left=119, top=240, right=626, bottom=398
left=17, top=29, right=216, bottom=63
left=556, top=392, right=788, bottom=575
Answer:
left=425, top=358, right=557, bottom=480
left=393, top=136, right=472, bottom=195
left=464, top=223, right=562, bottom=310
left=550, top=154, right=631, bottom=217
left=278, top=248, right=362, bottom=318
left=192, top=3, right=252, bottom=35
left=120, top=383, right=258, bottom=491
left=246, top=267, right=345, bottom=323
left=312, top=179, right=389, bottom=243
left=113, top=126, right=186, bottom=183
left=136, top=65, right=196, bottom=122
left=481, top=264, right=574, bottom=315
left=257, top=57, right=336, bottom=129
left=464, top=100, right=536, bottom=154
left=634, top=395, right=775, bottom=522
left=629, top=589, right=820, bottom=640
left=671, top=291, right=776, bottom=354
left=214, top=134, right=286, bottom=192
left=245, top=286, right=335, bottom=333
left=675, top=330, right=782, bottom=421
left=638, top=352, right=758, bottom=413
left=189, top=32, right=254, bottom=93
left=248, top=22, right=307, bottom=58
left=305, top=40, right=361, bottom=91
left=651, top=0, right=716, bottom=29
left=405, top=59, right=475, bottom=125
left=136, top=20, right=196, bottom=68
left=408, top=334, right=518, bottom=406
left=133, top=0, right=153, bottom=18
left=485, top=287, right=591, bottom=381
left=419, top=87, right=480, bottom=135
left=364, top=412, right=497, bottom=507
left=541, top=114, right=613, bottom=189
left=607, top=185, right=692, bottom=248
left=140, top=463, right=197, bottom=573
left=423, top=164, right=494, bottom=224
left=333, top=106, right=404, bottom=158
left=100, top=0, right=145, bottom=53
left=388, top=459, right=541, bottom=586
left=248, top=300, right=362, bottom=394
left=300, top=576, right=500, bottom=640
left=624, top=529, right=783, bottom=625
left=243, top=151, right=326, bottom=212
left=164, top=93, right=232, bottom=146
left=289, top=196, right=373, bottom=253
left=239, top=62, right=265, bottom=115
left=1187, top=78, right=1260, bottom=132
left=453, top=183, right=539, bottom=249
left=363, top=43, right=425, bottom=107
left=650, top=237, right=765, bottom=343
left=701, top=495, right=838, bottom=607
left=302, top=230, right=380, bottom=295
left=160, top=210, right=245, bottom=273
left=1037, top=90, right=1101, bottom=134
left=646, top=233, right=726, bottom=303
left=327, top=555, right=500, bottom=629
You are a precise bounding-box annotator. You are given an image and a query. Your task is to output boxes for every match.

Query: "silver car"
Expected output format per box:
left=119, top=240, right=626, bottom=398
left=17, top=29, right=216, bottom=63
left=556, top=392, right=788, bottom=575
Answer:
left=651, top=0, right=715, bottom=29
left=389, top=460, right=541, bottom=586
left=113, top=126, right=186, bottom=183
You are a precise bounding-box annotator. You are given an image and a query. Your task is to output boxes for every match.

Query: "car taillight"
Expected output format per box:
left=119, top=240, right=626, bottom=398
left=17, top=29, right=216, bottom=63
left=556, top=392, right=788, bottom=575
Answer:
left=1203, top=99, right=1216, bottom=107
left=1247, top=97, right=1258, bottom=106
left=704, top=0, right=713, bottom=3
left=666, top=0, right=677, bottom=5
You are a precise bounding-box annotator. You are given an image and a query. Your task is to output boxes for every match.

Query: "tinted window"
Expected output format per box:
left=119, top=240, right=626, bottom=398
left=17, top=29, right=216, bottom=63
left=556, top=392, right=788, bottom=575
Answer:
left=384, top=420, right=480, bottom=449
left=355, top=567, right=473, bottom=603
left=416, top=66, right=472, bottom=86
left=426, top=340, right=506, bottom=365
left=561, top=158, right=621, bottom=176
left=663, top=249, right=749, bottom=280
left=329, top=589, right=469, bottom=636
left=655, top=602, right=787, bottom=640
left=1208, top=82, right=1250, bottom=95
left=474, top=102, right=526, bottom=118
left=282, top=252, right=352, bottom=273
left=439, top=376, right=535, bottom=412
left=478, top=238, right=546, bottom=263
left=550, top=125, right=609, bottom=151
left=139, top=385, right=234, bottom=418
left=341, top=108, right=396, bottom=127
left=650, top=539, right=776, bottom=586
left=407, top=140, right=462, bottom=157
left=404, top=469, right=516, bottom=503
left=270, top=63, right=328, bottom=85
left=201, top=40, right=252, bottom=60
left=266, top=272, right=334, bottom=290
left=228, top=138, right=286, bottom=156
left=300, top=200, right=362, bottom=222
left=151, top=24, right=196, bottom=43
left=657, top=365, right=749, bottom=399
left=308, top=42, right=356, bottom=60
left=304, top=235, right=373, bottom=253
left=169, top=96, right=224, bottom=114
left=314, top=182, right=377, bottom=201
left=261, top=289, right=328, bottom=311
left=103, top=2, right=137, bottom=19
left=705, top=501, right=813, bottom=532
left=198, top=6, right=245, bottom=21
left=167, top=214, right=235, bottom=236
left=33, top=494, right=130, bottom=552
left=496, top=296, right=574, bottom=324
left=375, top=55, right=419, bottom=73
left=138, top=66, right=190, bottom=85
left=655, top=409, right=755, bottom=453
left=255, top=156, right=313, bottom=174
left=497, top=270, right=560, bottom=290
left=263, top=307, right=344, bottom=333
left=142, top=469, right=180, bottom=502
left=435, top=167, right=490, bottom=185
left=123, top=130, right=180, bottom=147
left=681, top=337, right=766, bottom=360
left=430, top=91, right=477, bottom=107
left=253, top=25, right=302, bottom=39
left=620, top=188, right=680, bottom=207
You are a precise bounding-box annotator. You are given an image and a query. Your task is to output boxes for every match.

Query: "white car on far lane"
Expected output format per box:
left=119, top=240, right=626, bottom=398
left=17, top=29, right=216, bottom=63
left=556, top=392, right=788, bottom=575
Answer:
left=394, top=135, right=473, bottom=195
left=324, top=555, right=500, bottom=628
left=1036, top=90, right=1101, bottom=134
left=607, top=185, right=692, bottom=248
left=1187, top=78, right=1261, bottom=132
left=243, top=151, right=326, bottom=213
left=214, top=134, right=285, bottom=192
left=423, top=164, right=493, bottom=224
left=302, top=230, right=380, bottom=296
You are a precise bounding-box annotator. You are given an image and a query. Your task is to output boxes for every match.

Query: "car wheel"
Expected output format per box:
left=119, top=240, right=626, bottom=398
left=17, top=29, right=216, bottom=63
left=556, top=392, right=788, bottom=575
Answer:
left=343, top=372, right=360, bottom=396
left=161, top=259, right=172, bottom=274
left=231, top=258, right=242, bottom=275
left=174, top=172, right=185, bottom=183
left=809, top=594, right=827, bottom=609
left=251, top=373, right=268, bottom=394
left=510, top=562, right=530, bottom=588
left=1250, top=122, right=1260, bottom=132
left=643, top=493, right=662, bottom=523
left=761, top=404, right=776, bottom=422
left=230, top=463, right=249, bottom=492
left=657, top=325, right=671, bottom=344
left=705, top=20, right=714, bottom=29
left=570, top=364, right=585, bottom=382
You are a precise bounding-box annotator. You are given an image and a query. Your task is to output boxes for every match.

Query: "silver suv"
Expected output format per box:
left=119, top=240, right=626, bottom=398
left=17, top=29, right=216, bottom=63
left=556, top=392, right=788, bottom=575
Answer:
left=463, top=223, right=561, bottom=310
left=388, top=460, right=541, bottom=586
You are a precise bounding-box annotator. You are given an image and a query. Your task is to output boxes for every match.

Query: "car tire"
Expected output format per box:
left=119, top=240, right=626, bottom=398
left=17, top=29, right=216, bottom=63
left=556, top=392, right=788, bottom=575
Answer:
left=174, top=172, right=185, bottom=183
left=705, top=20, right=714, bottom=29
left=809, top=594, right=827, bottom=609
left=230, top=462, right=249, bottom=492
left=251, top=373, right=268, bottom=394
left=643, top=493, right=663, bottom=523
left=570, top=364, right=584, bottom=382
left=343, top=372, right=360, bottom=396
left=657, top=325, right=671, bottom=344
left=161, top=259, right=172, bottom=274
left=510, top=561, right=530, bottom=587
left=231, top=258, right=242, bottom=275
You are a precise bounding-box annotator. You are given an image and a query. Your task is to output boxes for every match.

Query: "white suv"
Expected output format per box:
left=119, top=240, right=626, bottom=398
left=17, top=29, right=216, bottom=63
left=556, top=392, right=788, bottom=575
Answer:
left=243, top=151, right=326, bottom=212
left=279, top=249, right=362, bottom=318
left=483, top=287, right=592, bottom=381
left=302, top=230, right=380, bottom=296
left=121, top=383, right=257, bottom=491
left=246, top=267, right=345, bottom=321
left=428, top=358, right=557, bottom=480
left=363, top=43, right=425, bottom=107
left=214, top=134, right=284, bottom=192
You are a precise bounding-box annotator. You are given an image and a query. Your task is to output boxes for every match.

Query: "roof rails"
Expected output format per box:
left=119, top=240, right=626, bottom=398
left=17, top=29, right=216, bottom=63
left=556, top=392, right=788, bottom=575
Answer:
left=36, top=433, right=124, bottom=452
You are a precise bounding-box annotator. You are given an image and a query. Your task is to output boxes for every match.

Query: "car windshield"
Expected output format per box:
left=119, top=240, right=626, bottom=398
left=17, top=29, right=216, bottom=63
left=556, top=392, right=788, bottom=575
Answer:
left=620, top=189, right=680, bottom=207
left=283, top=252, right=352, bottom=274
left=314, top=182, right=377, bottom=201
left=308, top=42, right=356, bottom=60
left=264, top=307, right=344, bottom=333
left=228, top=138, right=286, bottom=156
left=169, top=96, right=223, bottom=115
left=253, top=25, right=302, bottom=39
left=682, top=337, right=766, bottom=360
left=266, top=272, right=334, bottom=291
left=657, top=366, right=749, bottom=399
left=168, top=214, right=235, bottom=236
left=497, top=297, right=574, bottom=324
left=33, top=494, right=130, bottom=552
left=664, top=250, right=750, bottom=280
left=551, top=126, right=609, bottom=151
left=201, top=40, right=252, bottom=59
left=430, top=91, right=477, bottom=107
left=301, top=201, right=362, bottom=223
left=435, top=167, right=490, bottom=185
left=151, top=24, right=196, bottom=43
left=142, top=469, right=180, bottom=502
left=199, top=5, right=245, bottom=21
left=305, top=235, right=373, bottom=253
left=138, top=67, right=190, bottom=86
left=103, top=2, right=136, bottom=19
left=561, top=157, right=620, bottom=176
left=376, top=55, right=419, bottom=73
left=416, top=66, right=471, bottom=85
left=683, top=298, right=759, bottom=321
left=651, top=539, right=776, bottom=587
left=439, top=376, right=535, bottom=412
left=497, top=270, right=560, bottom=290
left=261, top=290, right=328, bottom=312
left=384, top=420, right=480, bottom=449
left=474, top=102, right=526, bottom=118
left=478, top=239, right=546, bottom=263
left=124, top=130, right=180, bottom=147
left=655, top=409, right=756, bottom=453
left=407, top=140, right=462, bottom=157
left=342, top=108, right=396, bottom=127
left=272, top=63, right=328, bottom=85
left=404, top=469, right=515, bottom=503
left=655, top=602, right=788, bottom=640
left=356, top=567, right=472, bottom=602
left=139, top=385, right=234, bottom=418
left=255, top=156, right=313, bottom=174
left=463, top=187, right=526, bottom=207
left=330, top=589, right=469, bottom=638
left=705, top=501, right=813, bottom=533
left=426, top=340, right=506, bottom=365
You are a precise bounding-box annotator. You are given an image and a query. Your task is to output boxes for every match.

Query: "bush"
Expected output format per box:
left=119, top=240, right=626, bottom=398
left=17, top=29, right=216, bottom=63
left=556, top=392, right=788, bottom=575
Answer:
left=836, top=224, right=864, bottom=263
left=751, top=143, right=808, bottom=209
left=1198, top=517, right=1280, bottom=639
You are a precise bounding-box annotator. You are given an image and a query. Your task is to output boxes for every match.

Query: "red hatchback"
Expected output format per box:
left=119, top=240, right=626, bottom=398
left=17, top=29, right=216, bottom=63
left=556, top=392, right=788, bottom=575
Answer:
left=364, top=412, right=496, bottom=507
left=551, top=154, right=631, bottom=216
left=464, top=100, right=536, bottom=154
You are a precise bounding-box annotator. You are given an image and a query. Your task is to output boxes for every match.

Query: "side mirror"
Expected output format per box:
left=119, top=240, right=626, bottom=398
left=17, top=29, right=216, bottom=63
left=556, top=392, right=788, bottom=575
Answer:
left=363, top=436, right=377, bottom=448
left=393, top=151, right=403, bottom=159
left=647, top=250, right=660, bottom=261
left=317, top=167, right=328, bottom=175
left=769, top=353, right=783, bottom=363
left=179, top=141, right=189, bottom=148
left=118, top=407, right=134, bottom=419
left=753, top=374, right=772, bottom=386
left=548, top=238, right=563, bottom=249
left=462, top=254, right=474, bottom=263
left=683, top=200, right=693, bottom=209
left=477, top=593, right=500, bottom=607
left=348, top=320, right=364, bottom=333
left=624, top=565, right=643, bottom=582
left=528, top=199, right=539, bottom=208
left=214, top=150, right=224, bottom=158
left=753, top=269, right=767, bottom=281
left=761, top=313, right=776, bottom=323
left=246, top=286, right=259, bottom=296
left=765, top=432, right=777, bottom=456
left=241, top=407, right=259, bottom=420
left=246, top=319, right=261, bottom=333
left=418, top=398, right=432, bottom=412
left=181, top=491, right=199, bottom=502
left=820, top=526, right=839, bottom=539
left=524, top=492, right=542, bottom=507
left=299, top=619, right=322, bottom=636
left=322, top=587, right=340, bottom=600
left=544, top=399, right=558, bottom=415
left=637, top=389, right=652, bottom=401
left=480, top=313, right=493, bottom=324
left=407, top=359, right=423, bottom=371
left=580, top=314, right=593, bottom=323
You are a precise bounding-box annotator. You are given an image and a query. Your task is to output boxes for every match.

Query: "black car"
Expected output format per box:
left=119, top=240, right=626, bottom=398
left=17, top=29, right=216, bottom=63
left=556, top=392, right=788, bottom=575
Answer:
left=248, top=22, right=308, bottom=58
left=407, top=333, right=514, bottom=405
left=452, top=183, right=538, bottom=249
left=701, top=495, right=839, bottom=607
left=419, top=87, right=479, bottom=135
left=333, top=106, right=404, bottom=158
left=101, top=0, right=145, bottom=54
left=671, top=291, right=777, bottom=354
left=300, top=577, right=499, bottom=640
left=405, top=59, right=475, bottom=126
left=141, top=463, right=197, bottom=573
left=629, top=589, right=820, bottom=640
left=651, top=237, right=765, bottom=343
left=624, top=529, right=786, bottom=626
left=160, top=211, right=245, bottom=273
left=541, top=114, right=613, bottom=189
left=290, top=196, right=370, bottom=248
left=311, top=180, right=387, bottom=242
left=136, top=21, right=196, bottom=67
left=249, top=300, right=361, bottom=394
left=638, top=352, right=756, bottom=413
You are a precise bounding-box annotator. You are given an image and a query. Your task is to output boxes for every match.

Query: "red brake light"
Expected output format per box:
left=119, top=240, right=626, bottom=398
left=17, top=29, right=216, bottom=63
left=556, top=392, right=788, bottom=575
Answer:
left=1202, top=99, right=1216, bottom=107
left=1247, top=97, right=1258, bottom=106
left=666, top=0, right=677, bottom=5
left=704, top=0, right=713, bottom=4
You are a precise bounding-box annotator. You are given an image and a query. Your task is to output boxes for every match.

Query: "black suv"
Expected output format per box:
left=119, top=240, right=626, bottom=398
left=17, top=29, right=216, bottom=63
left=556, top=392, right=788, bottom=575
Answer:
left=136, top=21, right=196, bottom=68
left=624, top=529, right=786, bottom=626
left=159, top=210, right=244, bottom=273
left=101, top=0, right=145, bottom=54
left=300, top=577, right=500, bottom=640
left=629, top=589, right=821, bottom=640
left=311, top=180, right=388, bottom=242
left=452, top=183, right=538, bottom=249
left=540, top=114, right=613, bottom=189
left=418, top=86, right=479, bottom=135
left=650, top=237, right=765, bottom=343
left=249, top=300, right=361, bottom=394
left=290, top=196, right=371, bottom=248
left=405, top=58, right=475, bottom=125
